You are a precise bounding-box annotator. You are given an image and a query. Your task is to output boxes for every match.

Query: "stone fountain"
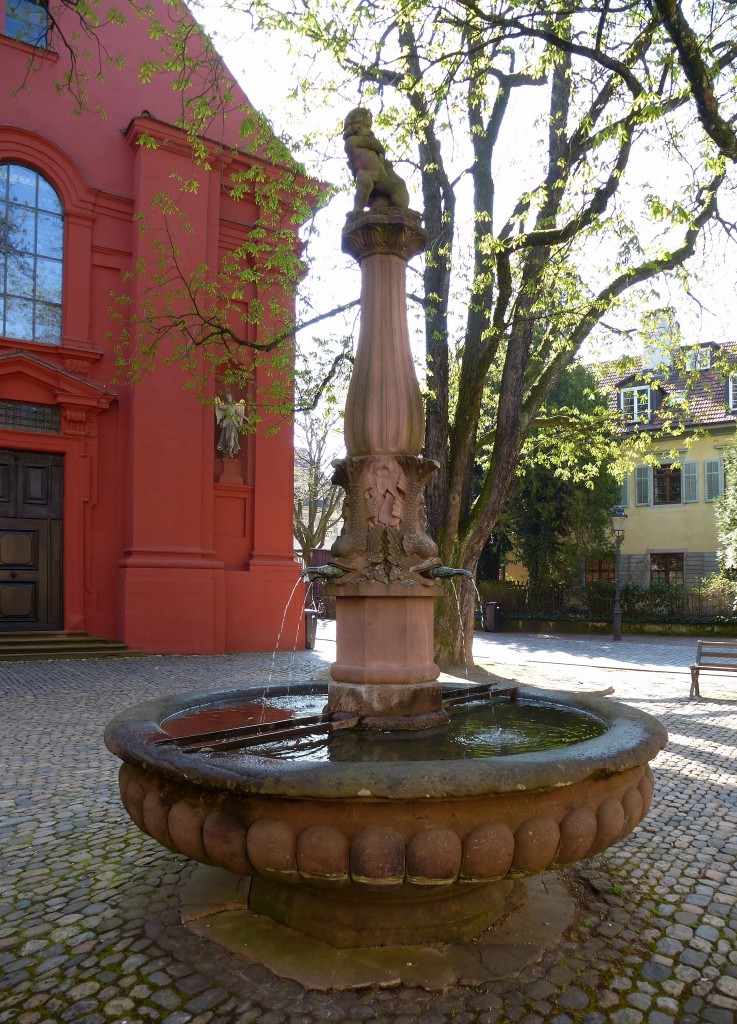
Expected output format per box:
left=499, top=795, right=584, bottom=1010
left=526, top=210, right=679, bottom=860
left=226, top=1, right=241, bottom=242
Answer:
left=105, top=107, right=667, bottom=951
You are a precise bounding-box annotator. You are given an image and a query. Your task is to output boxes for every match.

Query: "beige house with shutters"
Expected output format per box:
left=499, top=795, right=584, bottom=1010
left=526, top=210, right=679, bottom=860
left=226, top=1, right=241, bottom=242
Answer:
left=605, top=341, right=737, bottom=588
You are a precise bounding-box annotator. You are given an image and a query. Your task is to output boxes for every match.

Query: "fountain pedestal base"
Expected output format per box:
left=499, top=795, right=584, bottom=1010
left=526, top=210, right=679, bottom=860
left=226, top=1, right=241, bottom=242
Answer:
left=329, top=584, right=443, bottom=728
left=249, top=875, right=524, bottom=948
left=328, top=681, right=448, bottom=729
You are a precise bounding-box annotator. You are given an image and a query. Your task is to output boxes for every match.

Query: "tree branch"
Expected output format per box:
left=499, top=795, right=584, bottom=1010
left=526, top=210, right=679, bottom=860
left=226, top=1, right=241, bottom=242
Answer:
left=650, top=0, right=737, bottom=161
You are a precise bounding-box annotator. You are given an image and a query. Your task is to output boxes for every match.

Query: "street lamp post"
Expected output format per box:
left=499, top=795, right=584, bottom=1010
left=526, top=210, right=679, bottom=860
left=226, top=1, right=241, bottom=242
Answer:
left=611, top=505, right=628, bottom=641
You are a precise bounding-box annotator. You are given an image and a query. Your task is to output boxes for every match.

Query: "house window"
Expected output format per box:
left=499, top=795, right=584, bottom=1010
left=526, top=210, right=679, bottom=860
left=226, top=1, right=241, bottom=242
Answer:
left=650, top=552, right=684, bottom=586
left=729, top=376, right=737, bottom=412
left=621, top=385, right=651, bottom=422
left=0, top=398, right=60, bottom=433
left=684, top=346, right=711, bottom=371
left=4, top=0, right=48, bottom=45
left=653, top=463, right=681, bottom=504
left=586, top=559, right=615, bottom=582
left=705, top=458, right=724, bottom=501
left=0, top=163, right=63, bottom=345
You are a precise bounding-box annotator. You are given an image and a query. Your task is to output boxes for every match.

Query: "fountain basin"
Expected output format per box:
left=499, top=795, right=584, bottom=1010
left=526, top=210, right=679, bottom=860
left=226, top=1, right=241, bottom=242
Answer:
left=105, top=683, right=666, bottom=947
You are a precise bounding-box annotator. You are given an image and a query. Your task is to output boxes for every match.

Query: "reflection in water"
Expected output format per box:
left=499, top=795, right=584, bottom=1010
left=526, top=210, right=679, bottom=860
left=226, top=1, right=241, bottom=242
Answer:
left=227, top=697, right=607, bottom=763
left=162, top=701, right=299, bottom=738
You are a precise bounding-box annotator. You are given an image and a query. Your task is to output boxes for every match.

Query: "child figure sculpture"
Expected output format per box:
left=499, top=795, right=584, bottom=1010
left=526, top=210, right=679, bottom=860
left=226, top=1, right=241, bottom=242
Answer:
left=343, top=107, right=410, bottom=212
left=215, top=394, right=246, bottom=459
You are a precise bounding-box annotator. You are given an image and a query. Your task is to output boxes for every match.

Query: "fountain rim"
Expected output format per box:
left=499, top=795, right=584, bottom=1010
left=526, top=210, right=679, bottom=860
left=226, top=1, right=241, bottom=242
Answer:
left=104, top=683, right=667, bottom=802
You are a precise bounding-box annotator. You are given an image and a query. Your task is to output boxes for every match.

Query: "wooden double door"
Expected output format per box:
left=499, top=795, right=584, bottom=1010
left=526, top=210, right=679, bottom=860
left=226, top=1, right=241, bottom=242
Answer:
left=0, top=450, right=63, bottom=630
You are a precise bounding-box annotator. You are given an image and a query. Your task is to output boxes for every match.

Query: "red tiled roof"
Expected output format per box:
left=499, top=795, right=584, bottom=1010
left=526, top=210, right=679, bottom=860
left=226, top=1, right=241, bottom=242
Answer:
left=596, top=341, right=737, bottom=431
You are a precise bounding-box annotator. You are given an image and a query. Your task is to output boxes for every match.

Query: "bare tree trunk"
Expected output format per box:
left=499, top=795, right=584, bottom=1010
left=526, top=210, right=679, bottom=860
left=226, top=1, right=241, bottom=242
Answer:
left=435, top=572, right=478, bottom=668
left=400, top=24, right=455, bottom=540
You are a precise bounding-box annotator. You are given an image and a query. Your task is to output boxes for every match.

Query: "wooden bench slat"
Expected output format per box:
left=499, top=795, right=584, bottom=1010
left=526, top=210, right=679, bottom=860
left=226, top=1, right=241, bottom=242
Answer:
left=689, top=641, right=737, bottom=697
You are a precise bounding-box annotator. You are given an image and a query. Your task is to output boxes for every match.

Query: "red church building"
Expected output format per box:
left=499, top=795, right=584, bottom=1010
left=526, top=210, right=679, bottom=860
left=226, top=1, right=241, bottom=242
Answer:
left=0, top=0, right=303, bottom=652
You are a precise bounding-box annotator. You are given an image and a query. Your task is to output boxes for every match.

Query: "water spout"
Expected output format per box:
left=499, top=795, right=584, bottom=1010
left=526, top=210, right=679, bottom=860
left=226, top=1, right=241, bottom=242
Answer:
left=419, top=566, right=473, bottom=580
left=301, top=565, right=345, bottom=581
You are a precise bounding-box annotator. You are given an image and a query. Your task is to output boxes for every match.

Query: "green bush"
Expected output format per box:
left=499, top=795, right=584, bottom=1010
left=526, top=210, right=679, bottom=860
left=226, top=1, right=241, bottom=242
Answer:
left=620, top=581, right=685, bottom=620
left=478, top=575, right=737, bottom=626
left=698, top=573, right=737, bottom=612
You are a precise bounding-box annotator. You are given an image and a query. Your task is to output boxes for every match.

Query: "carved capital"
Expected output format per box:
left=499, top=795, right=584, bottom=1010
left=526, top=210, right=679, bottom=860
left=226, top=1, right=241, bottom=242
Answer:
left=342, top=209, right=427, bottom=263
left=61, top=406, right=99, bottom=437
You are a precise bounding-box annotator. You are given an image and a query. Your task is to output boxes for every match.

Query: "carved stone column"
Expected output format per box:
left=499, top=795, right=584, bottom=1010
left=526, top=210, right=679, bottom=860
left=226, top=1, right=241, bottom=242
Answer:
left=342, top=210, right=426, bottom=456
left=327, top=209, right=445, bottom=729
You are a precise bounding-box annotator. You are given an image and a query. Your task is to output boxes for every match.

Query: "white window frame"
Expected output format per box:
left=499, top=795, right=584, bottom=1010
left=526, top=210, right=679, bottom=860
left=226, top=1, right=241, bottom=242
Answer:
left=621, top=385, right=651, bottom=422
left=705, top=458, right=724, bottom=501
left=729, top=376, right=737, bottom=412
left=685, top=347, right=711, bottom=371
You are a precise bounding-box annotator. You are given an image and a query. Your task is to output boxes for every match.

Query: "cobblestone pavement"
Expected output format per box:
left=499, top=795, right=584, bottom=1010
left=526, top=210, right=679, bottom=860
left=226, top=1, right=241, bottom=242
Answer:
left=1, top=629, right=737, bottom=1024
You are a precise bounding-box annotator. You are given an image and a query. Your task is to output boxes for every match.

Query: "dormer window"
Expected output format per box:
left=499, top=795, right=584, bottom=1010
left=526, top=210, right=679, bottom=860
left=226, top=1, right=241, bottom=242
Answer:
left=684, top=346, right=711, bottom=371
left=4, top=0, right=49, bottom=47
left=621, top=384, right=651, bottom=422
left=729, top=375, right=737, bottom=412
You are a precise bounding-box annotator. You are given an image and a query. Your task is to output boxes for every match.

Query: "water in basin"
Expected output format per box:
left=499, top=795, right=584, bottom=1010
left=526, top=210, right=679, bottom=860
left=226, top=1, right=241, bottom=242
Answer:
left=162, top=694, right=606, bottom=762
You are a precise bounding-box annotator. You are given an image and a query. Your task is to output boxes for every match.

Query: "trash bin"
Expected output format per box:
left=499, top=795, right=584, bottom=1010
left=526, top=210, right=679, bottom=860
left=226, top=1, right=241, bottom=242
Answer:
left=305, top=609, right=319, bottom=650
left=484, top=601, right=502, bottom=632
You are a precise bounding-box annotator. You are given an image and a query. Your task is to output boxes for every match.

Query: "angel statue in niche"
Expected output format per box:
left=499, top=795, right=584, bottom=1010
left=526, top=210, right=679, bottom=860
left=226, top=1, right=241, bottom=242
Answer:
left=343, top=106, right=410, bottom=212
left=215, top=394, right=246, bottom=458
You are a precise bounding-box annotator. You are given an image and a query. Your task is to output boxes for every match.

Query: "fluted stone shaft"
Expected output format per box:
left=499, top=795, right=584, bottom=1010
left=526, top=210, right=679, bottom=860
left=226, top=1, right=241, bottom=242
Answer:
left=345, top=253, right=424, bottom=456
left=342, top=210, right=427, bottom=458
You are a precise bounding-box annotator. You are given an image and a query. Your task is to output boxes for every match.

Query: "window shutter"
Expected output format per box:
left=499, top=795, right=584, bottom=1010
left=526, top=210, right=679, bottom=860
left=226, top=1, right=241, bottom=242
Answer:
left=683, top=462, right=698, bottom=502
left=620, top=475, right=629, bottom=508
left=705, top=459, right=723, bottom=501
left=635, top=465, right=650, bottom=505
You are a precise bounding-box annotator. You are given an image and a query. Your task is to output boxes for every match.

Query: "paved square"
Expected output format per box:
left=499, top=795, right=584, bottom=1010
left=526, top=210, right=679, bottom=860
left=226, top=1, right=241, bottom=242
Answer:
left=1, top=628, right=736, bottom=1023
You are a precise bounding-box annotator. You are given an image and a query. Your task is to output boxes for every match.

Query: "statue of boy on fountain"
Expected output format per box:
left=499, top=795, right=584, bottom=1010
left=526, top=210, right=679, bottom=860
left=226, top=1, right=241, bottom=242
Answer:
left=343, top=107, right=410, bottom=212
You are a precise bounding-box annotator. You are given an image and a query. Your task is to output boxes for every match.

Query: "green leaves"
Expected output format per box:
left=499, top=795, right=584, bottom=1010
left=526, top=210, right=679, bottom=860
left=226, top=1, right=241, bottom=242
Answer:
left=715, top=438, right=737, bottom=575
left=135, top=132, right=159, bottom=149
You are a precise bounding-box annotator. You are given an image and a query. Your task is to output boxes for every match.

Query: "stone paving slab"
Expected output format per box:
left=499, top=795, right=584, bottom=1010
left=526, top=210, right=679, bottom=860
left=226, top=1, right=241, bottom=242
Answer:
left=180, top=868, right=572, bottom=991
left=0, top=632, right=736, bottom=1024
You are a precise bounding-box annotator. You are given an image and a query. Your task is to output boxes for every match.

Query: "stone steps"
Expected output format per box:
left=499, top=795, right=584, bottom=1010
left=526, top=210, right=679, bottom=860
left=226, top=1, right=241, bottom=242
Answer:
left=0, top=630, right=145, bottom=661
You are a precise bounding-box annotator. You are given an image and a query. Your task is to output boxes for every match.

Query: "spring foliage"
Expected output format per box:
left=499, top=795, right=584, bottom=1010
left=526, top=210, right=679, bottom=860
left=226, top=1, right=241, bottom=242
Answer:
left=246, top=0, right=736, bottom=661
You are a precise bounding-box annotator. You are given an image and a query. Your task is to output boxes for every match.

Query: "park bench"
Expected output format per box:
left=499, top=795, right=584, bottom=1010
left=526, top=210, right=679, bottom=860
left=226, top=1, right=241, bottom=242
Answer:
left=689, top=640, right=737, bottom=698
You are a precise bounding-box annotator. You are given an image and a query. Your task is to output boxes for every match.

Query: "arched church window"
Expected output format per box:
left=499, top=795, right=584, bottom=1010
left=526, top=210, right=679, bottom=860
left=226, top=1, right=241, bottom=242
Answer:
left=4, top=0, right=49, bottom=47
left=0, top=163, right=63, bottom=345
